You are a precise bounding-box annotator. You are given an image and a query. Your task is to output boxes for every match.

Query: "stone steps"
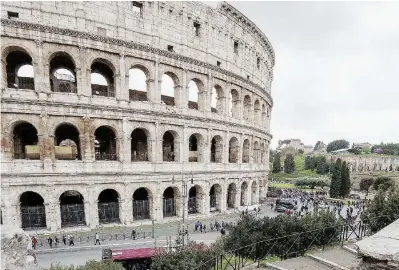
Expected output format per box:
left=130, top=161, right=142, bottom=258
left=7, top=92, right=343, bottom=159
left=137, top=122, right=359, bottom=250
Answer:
left=263, top=245, right=360, bottom=270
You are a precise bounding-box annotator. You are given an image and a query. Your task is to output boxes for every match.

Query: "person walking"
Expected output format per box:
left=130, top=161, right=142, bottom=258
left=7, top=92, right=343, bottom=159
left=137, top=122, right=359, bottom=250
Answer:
left=95, top=233, right=101, bottom=245
left=47, top=237, right=53, bottom=248
left=70, top=235, right=75, bottom=246
left=31, top=236, right=37, bottom=250
left=54, top=236, right=59, bottom=248
left=131, top=230, right=136, bottom=240
left=62, top=234, right=66, bottom=245
left=203, top=224, right=206, bottom=233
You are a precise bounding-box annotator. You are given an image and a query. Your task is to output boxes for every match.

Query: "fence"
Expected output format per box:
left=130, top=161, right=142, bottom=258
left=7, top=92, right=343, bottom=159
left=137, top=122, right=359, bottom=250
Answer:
left=195, top=218, right=380, bottom=270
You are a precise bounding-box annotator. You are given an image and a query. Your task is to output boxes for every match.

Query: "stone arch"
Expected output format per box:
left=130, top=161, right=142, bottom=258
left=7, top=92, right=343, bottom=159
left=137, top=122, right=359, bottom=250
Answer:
left=12, top=121, right=39, bottom=160
left=209, top=184, right=222, bottom=212
left=19, top=191, right=46, bottom=229
left=59, top=190, right=86, bottom=227
left=253, top=141, right=260, bottom=163
left=240, top=181, right=248, bottom=206
left=229, top=89, right=240, bottom=118
left=211, top=84, right=225, bottom=114
left=162, top=186, right=181, bottom=218
left=254, top=99, right=261, bottom=125
left=162, top=130, right=180, bottom=162
left=227, top=183, right=237, bottom=209
left=49, top=51, right=77, bottom=93
left=260, top=142, right=265, bottom=163
left=161, top=71, right=180, bottom=106
left=188, top=133, right=204, bottom=163
left=210, top=135, right=223, bottom=163
left=54, top=123, right=81, bottom=160
left=133, top=187, right=153, bottom=220
left=242, top=139, right=250, bottom=163
left=98, top=188, right=120, bottom=224
left=243, top=95, right=252, bottom=121
left=187, top=78, right=205, bottom=111
left=94, top=125, right=118, bottom=161
left=229, top=137, right=239, bottom=163
left=188, top=184, right=204, bottom=214
left=91, top=58, right=115, bottom=97
left=129, top=64, right=149, bottom=101
left=2, top=45, right=35, bottom=90
left=131, top=128, right=149, bottom=162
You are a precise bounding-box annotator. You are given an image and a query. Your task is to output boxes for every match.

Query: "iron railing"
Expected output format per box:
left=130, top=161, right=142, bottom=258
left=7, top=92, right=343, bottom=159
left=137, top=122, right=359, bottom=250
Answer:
left=95, top=153, right=117, bottom=161
left=133, top=200, right=150, bottom=220
left=195, top=218, right=382, bottom=270
left=60, top=204, right=86, bottom=227
left=163, top=152, right=175, bottom=162
left=7, top=73, right=35, bottom=90
left=92, top=84, right=115, bottom=98
left=21, top=206, right=46, bottom=229
left=129, top=89, right=148, bottom=101
left=188, top=197, right=198, bottom=214
left=98, top=202, right=120, bottom=224
left=163, top=198, right=176, bottom=217
left=210, top=195, right=217, bottom=209
left=131, top=152, right=148, bottom=162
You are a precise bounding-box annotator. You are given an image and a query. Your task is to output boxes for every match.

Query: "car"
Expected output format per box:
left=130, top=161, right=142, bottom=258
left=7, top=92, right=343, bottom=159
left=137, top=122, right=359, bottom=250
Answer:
left=276, top=199, right=296, bottom=210
left=276, top=205, right=288, bottom=212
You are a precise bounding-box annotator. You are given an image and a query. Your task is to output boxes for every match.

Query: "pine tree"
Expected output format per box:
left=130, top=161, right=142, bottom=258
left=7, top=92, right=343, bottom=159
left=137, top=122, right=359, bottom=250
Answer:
left=340, top=161, right=351, bottom=197
left=304, top=156, right=311, bottom=170
left=272, top=153, right=281, bottom=173
left=329, top=158, right=342, bottom=198
left=284, top=153, right=295, bottom=173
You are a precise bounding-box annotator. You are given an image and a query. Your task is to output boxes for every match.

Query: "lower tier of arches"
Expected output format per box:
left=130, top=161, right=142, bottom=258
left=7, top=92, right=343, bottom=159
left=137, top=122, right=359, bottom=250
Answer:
left=1, top=175, right=268, bottom=232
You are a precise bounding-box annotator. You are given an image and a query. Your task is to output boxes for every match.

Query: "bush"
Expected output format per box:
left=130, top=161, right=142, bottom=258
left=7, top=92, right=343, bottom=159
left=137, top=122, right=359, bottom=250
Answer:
left=373, top=177, right=394, bottom=191
left=42, top=260, right=125, bottom=270
left=359, top=177, right=374, bottom=194
left=295, top=179, right=329, bottom=189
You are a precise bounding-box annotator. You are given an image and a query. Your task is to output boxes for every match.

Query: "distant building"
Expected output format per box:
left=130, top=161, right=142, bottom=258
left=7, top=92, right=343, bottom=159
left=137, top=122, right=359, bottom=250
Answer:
left=353, top=142, right=372, bottom=150
left=277, top=139, right=313, bottom=154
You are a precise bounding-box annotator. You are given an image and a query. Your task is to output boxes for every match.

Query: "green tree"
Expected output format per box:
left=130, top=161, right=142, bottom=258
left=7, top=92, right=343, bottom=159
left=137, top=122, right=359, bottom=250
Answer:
left=371, top=143, right=399, bottom=155
left=326, top=139, right=350, bottom=152
left=315, top=156, right=329, bottom=174
left=340, top=161, right=350, bottom=197
left=272, top=153, right=282, bottom=173
left=359, top=177, right=374, bottom=195
left=363, top=186, right=399, bottom=232
left=373, top=177, right=394, bottom=191
left=43, top=260, right=125, bottom=270
left=284, top=153, right=295, bottom=173
left=329, top=158, right=342, bottom=198
left=304, top=156, right=312, bottom=170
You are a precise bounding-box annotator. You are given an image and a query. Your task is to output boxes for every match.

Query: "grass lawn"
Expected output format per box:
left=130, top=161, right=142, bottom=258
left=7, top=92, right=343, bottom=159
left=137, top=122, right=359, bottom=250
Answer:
left=269, top=182, right=294, bottom=189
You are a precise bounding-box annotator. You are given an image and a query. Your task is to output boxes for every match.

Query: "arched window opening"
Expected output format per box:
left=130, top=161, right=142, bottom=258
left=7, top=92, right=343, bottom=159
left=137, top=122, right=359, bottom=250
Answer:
left=49, top=53, right=77, bottom=93
left=161, top=73, right=176, bottom=106
left=5, top=50, right=35, bottom=90
left=253, top=141, right=260, bottom=163
left=242, top=139, right=250, bottom=163
left=98, top=189, right=120, bottom=224
left=189, top=133, right=204, bottom=163
left=229, top=137, right=239, bottom=163
left=163, top=131, right=175, bottom=162
left=251, top=182, right=258, bottom=204
left=209, top=184, right=222, bottom=212
left=133, top=188, right=152, bottom=220
left=211, top=85, right=224, bottom=114
left=60, top=190, right=85, bottom=227
left=188, top=80, right=199, bottom=110
left=243, top=95, right=252, bottom=121
left=129, top=67, right=148, bottom=101
left=240, top=182, right=248, bottom=206
left=91, top=60, right=115, bottom=97
left=188, top=185, right=203, bottom=214
left=210, top=136, right=223, bottom=163
left=227, top=183, right=236, bottom=209
left=254, top=100, right=261, bottom=125
left=94, top=126, right=117, bottom=161
left=131, top=129, right=148, bottom=161
left=20, top=192, right=46, bottom=229
left=163, top=187, right=177, bottom=217
left=13, top=122, right=39, bottom=160
left=54, top=124, right=81, bottom=160
left=229, top=89, right=240, bottom=118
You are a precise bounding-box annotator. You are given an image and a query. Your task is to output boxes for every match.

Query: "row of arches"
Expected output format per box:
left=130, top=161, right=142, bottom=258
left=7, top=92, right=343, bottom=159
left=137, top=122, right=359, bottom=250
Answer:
left=17, top=181, right=259, bottom=229
left=11, top=121, right=268, bottom=164
left=3, top=46, right=271, bottom=126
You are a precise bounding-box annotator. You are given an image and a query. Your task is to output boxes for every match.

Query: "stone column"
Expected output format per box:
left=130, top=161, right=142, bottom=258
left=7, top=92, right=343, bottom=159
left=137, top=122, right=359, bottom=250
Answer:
left=34, top=40, right=50, bottom=98
left=236, top=187, right=242, bottom=208
left=203, top=188, right=210, bottom=215
left=181, top=125, right=187, bottom=163
left=220, top=184, right=227, bottom=212
left=153, top=184, right=162, bottom=221
left=1, top=131, right=13, bottom=160
left=1, top=59, right=7, bottom=90
left=122, top=118, right=131, bottom=163
left=224, top=131, right=229, bottom=164
left=10, top=203, right=20, bottom=228
left=118, top=54, right=128, bottom=102
left=152, top=60, right=161, bottom=104
left=81, top=117, right=94, bottom=161
left=120, top=197, right=133, bottom=225
left=177, top=69, right=187, bottom=110
left=87, top=200, right=98, bottom=229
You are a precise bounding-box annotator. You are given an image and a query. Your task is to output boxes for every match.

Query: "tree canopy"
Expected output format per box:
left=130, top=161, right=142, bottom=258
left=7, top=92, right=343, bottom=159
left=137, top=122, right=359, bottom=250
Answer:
left=326, top=140, right=350, bottom=152
left=272, top=153, right=282, bottom=173
left=283, top=153, right=295, bottom=173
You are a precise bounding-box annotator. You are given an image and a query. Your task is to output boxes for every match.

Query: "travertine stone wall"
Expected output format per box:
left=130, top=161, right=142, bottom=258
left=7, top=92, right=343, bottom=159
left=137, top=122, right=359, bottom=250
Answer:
left=0, top=1, right=274, bottom=232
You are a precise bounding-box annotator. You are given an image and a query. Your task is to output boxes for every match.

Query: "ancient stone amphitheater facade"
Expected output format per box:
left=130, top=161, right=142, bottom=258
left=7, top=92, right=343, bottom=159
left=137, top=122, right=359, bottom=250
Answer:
left=0, top=1, right=274, bottom=232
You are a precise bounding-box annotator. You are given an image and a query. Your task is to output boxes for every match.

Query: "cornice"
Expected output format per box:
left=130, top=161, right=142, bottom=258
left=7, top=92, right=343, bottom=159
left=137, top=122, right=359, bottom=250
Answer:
left=1, top=18, right=273, bottom=106
left=0, top=97, right=273, bottom=139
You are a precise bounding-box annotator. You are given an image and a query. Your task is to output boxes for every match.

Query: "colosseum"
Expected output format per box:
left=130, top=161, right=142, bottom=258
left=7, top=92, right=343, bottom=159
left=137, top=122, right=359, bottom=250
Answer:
left=0, top=1, right=274, bottom=232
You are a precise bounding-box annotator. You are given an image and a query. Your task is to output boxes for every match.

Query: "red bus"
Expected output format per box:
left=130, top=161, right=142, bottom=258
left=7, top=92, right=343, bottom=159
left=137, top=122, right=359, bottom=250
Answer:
left=102, top=247, right=163, bottom=270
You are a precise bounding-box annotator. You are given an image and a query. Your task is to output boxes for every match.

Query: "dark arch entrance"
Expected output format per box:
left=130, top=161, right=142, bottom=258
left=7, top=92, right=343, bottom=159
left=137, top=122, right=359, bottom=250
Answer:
left=13, top=122, right=39, bottom=159
left=241, top=182, right=248, bottom=206
left=54, top=123, right=81, bottom=160
left=20, top=192, right=46, bottom=229
left=163, top=187, right=176, bottom=217
left=162, top=131, right=175, bottom=162
left=94, top=126, right=117, bottom=160
left=227, top=183, right=236, bottom=209
left=209, top=184, right=222, bottom=212
left=188, top=186, right=200, bottom=214
left=60, top=190, right=86, bottom=227
left=98, top=189, right=120, bottom=224
left=5, top=50, right=35, bottom=89
left=133, top=188, right=151, bottom=220
left=131, top=129, right=148, bottom=161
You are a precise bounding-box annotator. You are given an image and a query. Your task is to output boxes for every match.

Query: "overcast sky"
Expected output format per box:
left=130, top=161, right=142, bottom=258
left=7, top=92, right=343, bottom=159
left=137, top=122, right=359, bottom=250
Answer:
left=214, top=1, right=399, bottom=149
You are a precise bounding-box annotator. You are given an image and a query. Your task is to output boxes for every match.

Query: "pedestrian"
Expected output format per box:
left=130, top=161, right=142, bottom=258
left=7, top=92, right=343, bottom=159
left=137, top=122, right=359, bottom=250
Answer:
left=54, top=236, right=59, bottom=248
left=210, top=222, right=214, bottom=231
left=131, top=229, right=136, bottom=240
left=31, top=236, right=37, bottom=250
left=47, top=237, right=53, bottom=248
left=62, top=234, right=66, bottom=245
left=95, top=232, right=101, bottom=245
left=203, top=224, right=206, bottom=233
left=221, top=228, right=226, bottom=235
left=200, top=223, right=203, bottom=233
left=70, top=235, right=75, bottom=246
